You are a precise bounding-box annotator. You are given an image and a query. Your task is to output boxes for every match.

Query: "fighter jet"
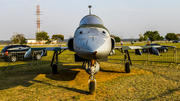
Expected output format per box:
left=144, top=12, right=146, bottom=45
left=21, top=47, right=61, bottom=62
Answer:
left=25, top=6, right=159, bottom=95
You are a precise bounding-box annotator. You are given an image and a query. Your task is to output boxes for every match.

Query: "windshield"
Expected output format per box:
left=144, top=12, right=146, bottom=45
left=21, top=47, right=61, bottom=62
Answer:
left=79, top=15, right=103, bottom=26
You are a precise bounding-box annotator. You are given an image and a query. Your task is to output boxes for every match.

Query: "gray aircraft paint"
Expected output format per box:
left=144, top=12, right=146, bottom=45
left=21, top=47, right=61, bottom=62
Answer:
left=73, top=14, right=111, bottom=59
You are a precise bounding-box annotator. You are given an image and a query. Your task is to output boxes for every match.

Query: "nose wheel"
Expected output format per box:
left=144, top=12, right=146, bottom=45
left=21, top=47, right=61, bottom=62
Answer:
left=88, top=75, right=96, bottom=95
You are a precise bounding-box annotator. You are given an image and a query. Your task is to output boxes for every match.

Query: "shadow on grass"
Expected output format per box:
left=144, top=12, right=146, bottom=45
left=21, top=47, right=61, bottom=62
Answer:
left=0, top=71, right=37, bottom=90
left=32, top=80, right=89, bottom=95
left=0, top=62, right=88, bottom=95
left=0, top=61, right=130, bottom=94
left=46, top=70, right=80, bottom=81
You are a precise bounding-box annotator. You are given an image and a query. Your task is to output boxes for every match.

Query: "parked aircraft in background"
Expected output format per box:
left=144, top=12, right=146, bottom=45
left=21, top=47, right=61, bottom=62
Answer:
left=25, top=6, right=160, bottom=95
left=142, top=43, right=175, bottom=53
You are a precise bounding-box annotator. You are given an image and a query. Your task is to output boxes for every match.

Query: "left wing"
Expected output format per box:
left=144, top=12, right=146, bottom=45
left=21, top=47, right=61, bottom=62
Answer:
left=24, top=47, right=68, bottom=58
left=115, top=46, right=160, bottom=56
left=29, top=47, right=68, bottom=51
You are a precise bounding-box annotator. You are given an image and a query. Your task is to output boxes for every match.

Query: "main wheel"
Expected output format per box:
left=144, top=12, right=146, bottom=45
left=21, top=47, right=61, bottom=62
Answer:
left=52, top=64, right=58, bottom=74
left=163, top=49, right=167, bottom=53
left=125, top=62, right=130, bottom=73
left=109, top=51, right=113, bottom=55
left=89, top=80, right=96, bottom=95
left=36, top=54, right=41, bottom=60
left=11, top=56, right=17, bottom=62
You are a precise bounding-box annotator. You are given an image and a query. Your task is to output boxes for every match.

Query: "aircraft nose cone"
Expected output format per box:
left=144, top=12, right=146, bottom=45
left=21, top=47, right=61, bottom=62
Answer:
left=86, top=37, right=105, bottom=52
left=74, top=34, right=111, bottom=59
left=81, top=37, right=109, bottom=59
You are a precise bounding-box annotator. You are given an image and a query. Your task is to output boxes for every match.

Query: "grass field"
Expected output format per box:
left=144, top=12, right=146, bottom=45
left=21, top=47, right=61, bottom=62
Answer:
left=0, top=42, right=180, bottom=100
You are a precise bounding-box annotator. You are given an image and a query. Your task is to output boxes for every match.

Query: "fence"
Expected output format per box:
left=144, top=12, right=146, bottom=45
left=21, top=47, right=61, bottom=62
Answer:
left=130, top=47, right=176, bottom=63
left=0, top=50, right=46, bottom=71
left=1, top=47, right=180, bottom=71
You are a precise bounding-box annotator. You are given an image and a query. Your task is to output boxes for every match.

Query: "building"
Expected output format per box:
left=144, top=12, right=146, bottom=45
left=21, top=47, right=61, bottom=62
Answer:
left=26, top=39, right=57, bottom=44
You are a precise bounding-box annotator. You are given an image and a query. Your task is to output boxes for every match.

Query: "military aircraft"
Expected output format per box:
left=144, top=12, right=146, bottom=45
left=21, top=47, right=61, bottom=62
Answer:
left=25, top=6, right=160, bottom=95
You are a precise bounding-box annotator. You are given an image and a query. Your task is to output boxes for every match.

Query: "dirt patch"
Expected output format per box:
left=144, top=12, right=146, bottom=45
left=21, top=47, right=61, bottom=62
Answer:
left=67, top=68, right=152, bottom=86
left=34, top=67, right=153, bottom=88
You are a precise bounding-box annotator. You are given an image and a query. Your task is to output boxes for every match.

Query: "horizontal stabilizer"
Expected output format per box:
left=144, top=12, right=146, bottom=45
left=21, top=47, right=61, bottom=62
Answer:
left=135, top=49, right=142, bottom=55
left=162, top=45, right=176, bottom=48
left=24, top=48, right=32, bottom=58
left=41, top=50, right=45, bottom=57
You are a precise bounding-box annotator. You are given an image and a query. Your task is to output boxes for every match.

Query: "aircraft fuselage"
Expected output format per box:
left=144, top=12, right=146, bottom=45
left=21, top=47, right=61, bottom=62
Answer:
left=72, top=14, right=112, bottom=60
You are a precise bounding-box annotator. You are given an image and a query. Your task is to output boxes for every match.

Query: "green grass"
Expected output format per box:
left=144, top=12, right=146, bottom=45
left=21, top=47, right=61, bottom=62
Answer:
left=0, top=53, right=179, bottom=100
left=0, top=42, right=180, bottom=100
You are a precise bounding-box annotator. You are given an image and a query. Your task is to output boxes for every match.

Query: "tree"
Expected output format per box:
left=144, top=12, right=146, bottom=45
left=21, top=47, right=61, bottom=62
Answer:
left=45, top=39, right=51, bottom=44
left=36, top=31, right=49, bottom=43
left=165, top=33, right=179, bottom=41
left=157, top=36, right=164, bottom=41
left=138, top=34, right=144, bottom=42
left=144, top=31, right=163, bottom=42
left=114, top=36, right=121, bottom=42
left=20, top=37, right=27, bottom=44
left=144, top=34, right=148, bottom=41
left=51, top=34, right=64, bottom=41
left=10, top=33, right=27, bottom=44
left=138, top=34, right=147, bottom=42
left=176, top=34, right=180, bottom=38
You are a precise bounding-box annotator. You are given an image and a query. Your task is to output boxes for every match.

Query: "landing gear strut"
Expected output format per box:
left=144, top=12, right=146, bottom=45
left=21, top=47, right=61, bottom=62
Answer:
left=88, top=60, right=97, bottom=95
left=50, top=50, right=66, bottom=74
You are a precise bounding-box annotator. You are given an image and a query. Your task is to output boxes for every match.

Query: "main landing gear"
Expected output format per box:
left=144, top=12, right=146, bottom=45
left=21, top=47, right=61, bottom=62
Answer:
left=124, top=50, right=131, bottom=73
left=116, top=49, right=132, bottom=73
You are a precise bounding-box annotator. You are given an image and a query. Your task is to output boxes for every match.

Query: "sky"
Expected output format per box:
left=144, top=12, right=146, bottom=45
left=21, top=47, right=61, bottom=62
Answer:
left=1, top=0, right=180, bottom=40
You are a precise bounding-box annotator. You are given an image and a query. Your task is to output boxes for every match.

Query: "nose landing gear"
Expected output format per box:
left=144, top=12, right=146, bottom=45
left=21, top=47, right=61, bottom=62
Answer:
left=84, top=60, right=100, bottom=95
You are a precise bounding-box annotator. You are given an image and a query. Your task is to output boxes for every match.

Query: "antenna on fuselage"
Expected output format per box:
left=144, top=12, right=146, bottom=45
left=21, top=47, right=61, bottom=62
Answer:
left=89, top=5, right=92, bottom=15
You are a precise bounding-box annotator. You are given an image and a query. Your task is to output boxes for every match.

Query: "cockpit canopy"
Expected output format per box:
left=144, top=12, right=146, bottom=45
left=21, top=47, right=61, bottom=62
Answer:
left=79, top=15, right=103, bottom=26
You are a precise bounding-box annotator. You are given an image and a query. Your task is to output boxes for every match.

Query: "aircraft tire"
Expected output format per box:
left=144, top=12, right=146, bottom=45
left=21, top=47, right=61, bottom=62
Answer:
left=109, top=51, right=113, bottom=55
left=125, top=62, right=130, bottom=73
left=164, top=49, right=167, bottom=53
left=36, top=54, right=41, bottom=60
left=52, top=64, right=58, bottom=74
left=11, top=56, right=17, bottom=62
left=89, top=80, right=96, bottom=95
